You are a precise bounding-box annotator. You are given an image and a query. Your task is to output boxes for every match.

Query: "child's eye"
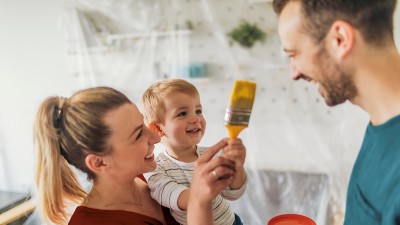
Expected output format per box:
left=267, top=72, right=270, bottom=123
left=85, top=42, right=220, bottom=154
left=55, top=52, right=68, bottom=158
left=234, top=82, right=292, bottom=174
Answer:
left=178, top=111, right=187, bottom=117
left=196, top=109, right=202, bottom=115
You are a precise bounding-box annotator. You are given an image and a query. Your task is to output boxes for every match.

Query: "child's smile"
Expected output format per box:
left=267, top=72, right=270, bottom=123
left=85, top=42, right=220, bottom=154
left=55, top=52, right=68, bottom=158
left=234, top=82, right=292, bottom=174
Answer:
left=160, top=92, right=206, bottom=151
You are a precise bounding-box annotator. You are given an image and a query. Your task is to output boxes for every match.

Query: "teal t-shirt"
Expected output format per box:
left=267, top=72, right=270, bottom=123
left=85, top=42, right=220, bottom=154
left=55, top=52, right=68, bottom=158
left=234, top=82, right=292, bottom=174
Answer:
left=344, top=115, right=400, bottom=225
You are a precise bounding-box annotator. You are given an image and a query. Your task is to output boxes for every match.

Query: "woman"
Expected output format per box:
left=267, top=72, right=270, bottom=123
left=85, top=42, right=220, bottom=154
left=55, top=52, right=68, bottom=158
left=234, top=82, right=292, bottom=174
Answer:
left=34, top=87, right=235, bottom=225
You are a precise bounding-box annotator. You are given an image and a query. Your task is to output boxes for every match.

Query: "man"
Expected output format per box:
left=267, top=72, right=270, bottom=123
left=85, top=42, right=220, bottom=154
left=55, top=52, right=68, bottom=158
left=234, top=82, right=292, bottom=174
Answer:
left=272, top=0, right=400, bottom=224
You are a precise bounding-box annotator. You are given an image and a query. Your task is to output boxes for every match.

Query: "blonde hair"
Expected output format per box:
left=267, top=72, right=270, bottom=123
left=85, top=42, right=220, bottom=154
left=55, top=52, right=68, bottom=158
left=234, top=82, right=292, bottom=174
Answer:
left=142, top=79, right=200, bottom=124
left=34, top=87, right=131, bottom=224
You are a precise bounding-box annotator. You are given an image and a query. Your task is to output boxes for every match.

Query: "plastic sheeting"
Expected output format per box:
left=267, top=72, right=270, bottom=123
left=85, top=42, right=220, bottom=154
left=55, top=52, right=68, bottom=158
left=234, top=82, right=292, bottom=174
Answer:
left=56, top=0, right=370, bottom=224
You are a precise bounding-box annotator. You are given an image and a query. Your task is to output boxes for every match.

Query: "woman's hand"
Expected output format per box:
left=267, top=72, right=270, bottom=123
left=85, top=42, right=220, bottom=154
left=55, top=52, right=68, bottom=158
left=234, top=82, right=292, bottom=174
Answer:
left=187, top=138, right=235, bottom=225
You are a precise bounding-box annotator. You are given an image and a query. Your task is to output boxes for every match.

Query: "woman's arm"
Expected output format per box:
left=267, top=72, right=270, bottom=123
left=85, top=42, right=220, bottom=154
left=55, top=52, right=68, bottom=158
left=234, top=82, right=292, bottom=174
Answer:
left=187, top=138, right=235, bottom=225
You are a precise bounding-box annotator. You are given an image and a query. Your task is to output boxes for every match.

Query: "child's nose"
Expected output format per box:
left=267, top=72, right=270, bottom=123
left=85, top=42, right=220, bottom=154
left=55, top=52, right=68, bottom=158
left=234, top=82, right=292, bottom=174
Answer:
left=189, top=114, right=200, bottom=123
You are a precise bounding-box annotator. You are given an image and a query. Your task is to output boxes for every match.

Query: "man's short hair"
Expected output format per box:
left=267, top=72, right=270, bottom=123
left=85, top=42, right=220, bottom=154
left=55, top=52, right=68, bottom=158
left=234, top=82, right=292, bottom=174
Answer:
left=273, top=0, right=397, bottom=46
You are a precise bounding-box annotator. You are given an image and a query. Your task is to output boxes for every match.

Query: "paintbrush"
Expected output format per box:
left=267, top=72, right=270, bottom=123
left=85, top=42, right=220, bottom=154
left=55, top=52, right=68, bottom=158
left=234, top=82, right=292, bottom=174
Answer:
left=224, top=80, right=256, bottom=138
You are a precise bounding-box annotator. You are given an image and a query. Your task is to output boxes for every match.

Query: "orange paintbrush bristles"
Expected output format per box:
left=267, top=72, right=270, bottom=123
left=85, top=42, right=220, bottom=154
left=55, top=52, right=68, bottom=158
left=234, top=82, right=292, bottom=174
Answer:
left=224, top=80, right=256, bottom=138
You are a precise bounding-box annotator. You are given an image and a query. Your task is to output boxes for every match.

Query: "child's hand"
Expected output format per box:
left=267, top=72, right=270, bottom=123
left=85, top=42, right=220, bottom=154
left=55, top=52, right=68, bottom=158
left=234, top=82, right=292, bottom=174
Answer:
left=222, top=138, right=246, bottom=170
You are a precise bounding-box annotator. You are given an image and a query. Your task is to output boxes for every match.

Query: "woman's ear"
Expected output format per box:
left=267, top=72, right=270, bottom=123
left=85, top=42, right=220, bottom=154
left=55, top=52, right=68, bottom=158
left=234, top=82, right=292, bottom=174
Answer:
left=148, top=121, right=164, bottom=137
left=327, top=20, right=355, bottom=60
left=85, top=154, right=107, bottom=174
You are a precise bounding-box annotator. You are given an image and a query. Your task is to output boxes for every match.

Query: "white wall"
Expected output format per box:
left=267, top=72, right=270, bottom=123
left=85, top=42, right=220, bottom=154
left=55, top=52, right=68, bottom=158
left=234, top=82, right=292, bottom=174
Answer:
left=0, top=0, right=399, bottom=194
left=0, top=0, right=77, bottom=191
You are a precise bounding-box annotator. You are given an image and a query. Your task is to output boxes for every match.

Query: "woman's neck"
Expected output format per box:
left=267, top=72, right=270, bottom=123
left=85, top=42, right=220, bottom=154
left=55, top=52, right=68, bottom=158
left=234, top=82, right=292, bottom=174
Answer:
left=85, top=177, right=143, bottom=210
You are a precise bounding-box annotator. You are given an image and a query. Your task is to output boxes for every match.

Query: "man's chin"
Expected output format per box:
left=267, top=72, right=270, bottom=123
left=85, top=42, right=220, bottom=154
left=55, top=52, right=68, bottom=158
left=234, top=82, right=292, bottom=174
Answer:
left=324, top=97, right=346, bottom=107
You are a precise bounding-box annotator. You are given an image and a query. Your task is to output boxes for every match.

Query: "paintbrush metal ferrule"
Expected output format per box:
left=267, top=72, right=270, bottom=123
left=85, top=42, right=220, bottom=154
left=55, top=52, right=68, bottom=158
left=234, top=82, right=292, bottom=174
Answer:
left=224, top=80, right=256, bottom=138
left=224, top=107, right=252, bottom=126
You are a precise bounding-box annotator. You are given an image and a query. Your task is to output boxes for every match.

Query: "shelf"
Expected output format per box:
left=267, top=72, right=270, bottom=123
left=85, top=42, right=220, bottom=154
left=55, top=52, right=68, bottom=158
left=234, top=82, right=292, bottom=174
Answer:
left=66, top=29, right=192, bottom=54
left=106, top=29, right=192, bottom=43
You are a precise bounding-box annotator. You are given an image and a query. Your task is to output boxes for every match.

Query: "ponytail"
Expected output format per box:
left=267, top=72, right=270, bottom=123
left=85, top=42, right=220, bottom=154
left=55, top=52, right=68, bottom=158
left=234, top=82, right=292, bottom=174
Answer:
left=34, top=97, right=86, bottom=225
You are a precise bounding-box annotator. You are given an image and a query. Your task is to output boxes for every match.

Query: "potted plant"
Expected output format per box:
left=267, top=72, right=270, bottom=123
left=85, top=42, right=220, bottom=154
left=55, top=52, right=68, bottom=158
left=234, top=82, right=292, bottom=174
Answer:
left=227, top=20, right=266, bottom=48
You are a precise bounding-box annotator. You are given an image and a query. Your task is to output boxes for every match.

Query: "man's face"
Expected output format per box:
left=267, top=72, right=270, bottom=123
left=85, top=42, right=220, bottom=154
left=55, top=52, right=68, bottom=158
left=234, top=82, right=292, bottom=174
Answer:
left=277, top=1, right=357, bottom=106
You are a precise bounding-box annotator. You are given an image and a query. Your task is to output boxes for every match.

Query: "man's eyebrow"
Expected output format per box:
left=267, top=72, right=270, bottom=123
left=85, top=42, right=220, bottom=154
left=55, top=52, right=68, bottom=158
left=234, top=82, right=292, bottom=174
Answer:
left=128, top=124, right=143, bottom=139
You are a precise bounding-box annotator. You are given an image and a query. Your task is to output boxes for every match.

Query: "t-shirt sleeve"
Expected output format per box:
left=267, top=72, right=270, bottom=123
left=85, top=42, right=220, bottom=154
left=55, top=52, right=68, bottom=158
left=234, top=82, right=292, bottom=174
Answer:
left=146, top=161, right=188, bottom=212
left=221, top=173, right=248, bottom=200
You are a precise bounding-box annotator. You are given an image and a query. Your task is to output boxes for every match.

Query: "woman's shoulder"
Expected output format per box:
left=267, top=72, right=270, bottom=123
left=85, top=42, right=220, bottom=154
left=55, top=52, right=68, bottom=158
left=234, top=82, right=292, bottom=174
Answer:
left=68, top=206, right=163, bottom=225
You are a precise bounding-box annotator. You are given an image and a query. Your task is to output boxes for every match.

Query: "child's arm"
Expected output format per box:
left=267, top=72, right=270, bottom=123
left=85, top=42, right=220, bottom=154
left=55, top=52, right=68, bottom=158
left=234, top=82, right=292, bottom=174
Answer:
left=222, top=138, right=247, bottom=189
left=230, top=165, right=246, bottom=189
left=146, top=163, right=189, bottom=212
left=177, top=189, right=190, bottom=210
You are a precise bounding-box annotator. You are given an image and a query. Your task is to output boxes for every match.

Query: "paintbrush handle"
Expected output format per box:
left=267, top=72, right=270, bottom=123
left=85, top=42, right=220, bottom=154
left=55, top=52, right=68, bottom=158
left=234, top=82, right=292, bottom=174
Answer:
left=225, top=124, right=247, bottom=138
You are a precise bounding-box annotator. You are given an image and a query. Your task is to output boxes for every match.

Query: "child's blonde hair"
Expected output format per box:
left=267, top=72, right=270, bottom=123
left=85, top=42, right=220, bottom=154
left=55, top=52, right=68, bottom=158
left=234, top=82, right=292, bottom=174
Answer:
left=142, top=79, right=199, bottom=124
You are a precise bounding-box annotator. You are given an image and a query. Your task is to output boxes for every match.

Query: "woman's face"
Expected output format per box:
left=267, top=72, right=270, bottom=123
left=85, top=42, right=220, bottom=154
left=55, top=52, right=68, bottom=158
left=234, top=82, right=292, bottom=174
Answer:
left=102, top=103, right=160, bottom=180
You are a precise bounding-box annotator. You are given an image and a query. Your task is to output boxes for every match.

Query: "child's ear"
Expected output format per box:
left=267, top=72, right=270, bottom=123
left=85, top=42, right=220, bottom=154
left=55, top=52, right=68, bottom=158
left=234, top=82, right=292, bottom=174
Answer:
left=148, top=121, right=164, bottom=137
left=85, top=154, right=107, bottom=175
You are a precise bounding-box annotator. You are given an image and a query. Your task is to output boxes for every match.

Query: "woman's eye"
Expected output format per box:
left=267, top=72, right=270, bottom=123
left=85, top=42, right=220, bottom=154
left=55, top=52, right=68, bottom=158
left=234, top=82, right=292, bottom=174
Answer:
left=196, top=109, right=202, bottom=115
left=178, top=112, right=187, bottom=117
left=135, top=130, right=143, bottom=140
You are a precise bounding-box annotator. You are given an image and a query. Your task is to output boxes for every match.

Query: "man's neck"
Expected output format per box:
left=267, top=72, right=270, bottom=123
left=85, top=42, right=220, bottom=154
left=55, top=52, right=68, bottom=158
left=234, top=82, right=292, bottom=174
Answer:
left=351, top=48, right=400, bottom=125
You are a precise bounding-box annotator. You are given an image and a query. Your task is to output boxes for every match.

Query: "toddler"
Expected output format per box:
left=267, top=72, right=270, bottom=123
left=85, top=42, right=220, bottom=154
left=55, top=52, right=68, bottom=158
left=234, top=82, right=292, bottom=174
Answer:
left=142, top=79, right=247, bottom=225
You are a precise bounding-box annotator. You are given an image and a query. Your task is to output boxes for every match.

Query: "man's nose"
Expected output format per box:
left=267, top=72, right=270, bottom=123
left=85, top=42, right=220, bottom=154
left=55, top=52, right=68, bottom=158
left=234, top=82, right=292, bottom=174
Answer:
left=290, top=61, right=302, bottom=80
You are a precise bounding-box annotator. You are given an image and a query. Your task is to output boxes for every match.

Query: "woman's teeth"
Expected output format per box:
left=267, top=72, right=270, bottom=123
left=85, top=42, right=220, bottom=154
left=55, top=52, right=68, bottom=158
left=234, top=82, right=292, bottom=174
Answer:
left=145, top=152, right=154, bottom=159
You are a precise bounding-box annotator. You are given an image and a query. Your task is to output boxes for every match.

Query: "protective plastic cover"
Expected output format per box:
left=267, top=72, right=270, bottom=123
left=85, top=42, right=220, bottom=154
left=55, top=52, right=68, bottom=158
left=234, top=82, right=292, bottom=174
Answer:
left=58, top=1, right=369, bottom=224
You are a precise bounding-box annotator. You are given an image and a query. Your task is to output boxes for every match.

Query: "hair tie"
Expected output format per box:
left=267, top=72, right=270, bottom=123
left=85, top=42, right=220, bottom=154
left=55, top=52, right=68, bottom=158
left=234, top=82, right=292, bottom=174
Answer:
left=54, top=99, right=73, bottom=165
left=54, top=108, right=63, bottom=130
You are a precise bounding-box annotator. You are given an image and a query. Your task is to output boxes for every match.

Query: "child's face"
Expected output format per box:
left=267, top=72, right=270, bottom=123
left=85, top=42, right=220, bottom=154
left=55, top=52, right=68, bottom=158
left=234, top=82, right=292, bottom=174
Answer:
left=159, top=92, right=206, bottom=150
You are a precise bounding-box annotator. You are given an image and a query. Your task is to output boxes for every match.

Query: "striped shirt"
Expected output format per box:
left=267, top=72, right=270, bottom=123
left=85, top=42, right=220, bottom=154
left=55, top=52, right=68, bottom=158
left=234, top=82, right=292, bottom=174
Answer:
left=144, top=146, right=247, bottom=225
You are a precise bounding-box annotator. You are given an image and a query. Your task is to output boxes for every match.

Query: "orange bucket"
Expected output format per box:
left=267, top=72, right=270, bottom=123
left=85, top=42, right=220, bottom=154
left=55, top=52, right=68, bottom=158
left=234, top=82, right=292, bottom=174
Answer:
left=267, top=214, right=316, bottom=225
